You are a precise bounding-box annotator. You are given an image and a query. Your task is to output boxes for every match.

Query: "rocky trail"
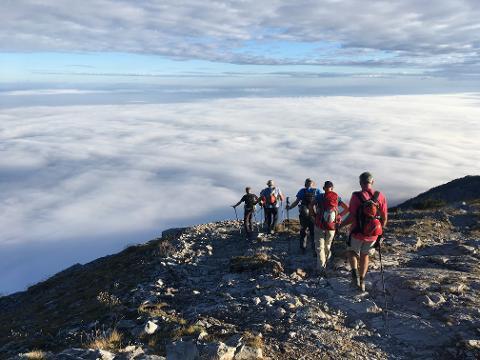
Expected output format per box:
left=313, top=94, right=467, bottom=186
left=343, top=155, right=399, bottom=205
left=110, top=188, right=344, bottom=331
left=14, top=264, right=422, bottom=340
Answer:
left=1, top=199, right=480, bottom=359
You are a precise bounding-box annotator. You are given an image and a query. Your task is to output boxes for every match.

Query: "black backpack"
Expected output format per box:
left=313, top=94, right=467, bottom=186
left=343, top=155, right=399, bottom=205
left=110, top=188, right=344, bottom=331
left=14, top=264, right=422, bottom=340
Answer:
left=300, top=188, right=317, bottom=217
left=244, top=194, right=257, bottom=209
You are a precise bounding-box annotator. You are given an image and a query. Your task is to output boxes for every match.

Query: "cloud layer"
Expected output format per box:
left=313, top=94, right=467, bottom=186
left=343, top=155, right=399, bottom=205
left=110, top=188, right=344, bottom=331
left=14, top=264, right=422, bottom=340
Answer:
left=2, top=1, right=480, bottom=72
left=1, top=93, right=479, bottom=294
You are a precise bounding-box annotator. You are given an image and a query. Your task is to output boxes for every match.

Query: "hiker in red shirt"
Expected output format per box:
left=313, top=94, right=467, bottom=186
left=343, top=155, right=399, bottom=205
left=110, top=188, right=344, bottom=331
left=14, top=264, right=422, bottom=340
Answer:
left=314, top=181, right=349, bottom=273
left=340, top=172, right=388, bottom=291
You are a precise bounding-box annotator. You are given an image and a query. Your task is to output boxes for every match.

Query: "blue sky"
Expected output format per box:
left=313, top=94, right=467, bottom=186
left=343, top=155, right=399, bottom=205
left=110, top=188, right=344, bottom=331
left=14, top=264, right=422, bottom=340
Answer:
left=2, top=0, right=479, bottom=88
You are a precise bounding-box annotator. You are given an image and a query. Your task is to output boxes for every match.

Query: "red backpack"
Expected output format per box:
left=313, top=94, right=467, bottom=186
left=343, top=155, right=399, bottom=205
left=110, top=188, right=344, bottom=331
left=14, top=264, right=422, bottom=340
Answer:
left=354, top=191, right=383, bottom=236
left=316, top=191, right=340, bottom=230
left=262, top=188, right=278, bottom=206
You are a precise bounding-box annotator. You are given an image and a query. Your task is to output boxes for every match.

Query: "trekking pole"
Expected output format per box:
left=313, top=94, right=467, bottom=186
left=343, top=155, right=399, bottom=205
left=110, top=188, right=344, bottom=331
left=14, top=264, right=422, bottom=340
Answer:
left=286, top=197, right=290, bottom=230
left=260, top=206, right=264, bottom=232
left=377, top=236, right=389, bottom=331
left=286, top=197, right=291, bottom=253
left=232, top=206, right=241, bottom=235
left=281, top=200, right=285, bottom=230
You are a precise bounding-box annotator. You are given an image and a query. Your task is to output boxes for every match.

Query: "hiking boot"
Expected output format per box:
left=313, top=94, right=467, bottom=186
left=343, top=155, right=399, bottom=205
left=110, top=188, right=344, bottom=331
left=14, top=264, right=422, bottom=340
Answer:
left=359, top=277, right=366, bottom=292
left=351, top=269, right=360, bottom=288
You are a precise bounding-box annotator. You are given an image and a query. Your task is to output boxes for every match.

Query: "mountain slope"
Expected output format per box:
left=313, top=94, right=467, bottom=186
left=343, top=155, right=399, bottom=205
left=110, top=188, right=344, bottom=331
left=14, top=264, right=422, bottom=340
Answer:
left=1, top=179, right=480, bottom=359
left=395, top=175, right=480, bottom=209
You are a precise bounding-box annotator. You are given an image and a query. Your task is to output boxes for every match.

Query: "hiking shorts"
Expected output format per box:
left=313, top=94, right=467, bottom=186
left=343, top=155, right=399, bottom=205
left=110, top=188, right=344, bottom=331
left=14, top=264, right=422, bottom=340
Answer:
left=347, top=235, right=376, bottom=256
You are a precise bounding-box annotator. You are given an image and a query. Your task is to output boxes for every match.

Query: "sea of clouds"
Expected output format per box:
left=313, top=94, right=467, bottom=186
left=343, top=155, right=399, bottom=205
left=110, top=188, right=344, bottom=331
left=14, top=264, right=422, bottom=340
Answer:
left=1, top=92, right=479, bottom=294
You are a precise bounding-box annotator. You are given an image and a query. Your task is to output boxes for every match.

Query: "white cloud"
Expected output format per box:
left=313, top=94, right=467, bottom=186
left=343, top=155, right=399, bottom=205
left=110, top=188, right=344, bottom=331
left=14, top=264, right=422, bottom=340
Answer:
left=0, top=93, right=479, bottom=294
left=1, top=1, right=480, bottom=70
left=1, top=89, right=110, bottom=96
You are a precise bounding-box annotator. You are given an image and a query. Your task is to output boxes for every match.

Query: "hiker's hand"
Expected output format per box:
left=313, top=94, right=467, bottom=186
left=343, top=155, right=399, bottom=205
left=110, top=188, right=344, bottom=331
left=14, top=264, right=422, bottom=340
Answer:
left=374, top=237, right=382, bottom=249
left=285, top=205, right=290, bottom=210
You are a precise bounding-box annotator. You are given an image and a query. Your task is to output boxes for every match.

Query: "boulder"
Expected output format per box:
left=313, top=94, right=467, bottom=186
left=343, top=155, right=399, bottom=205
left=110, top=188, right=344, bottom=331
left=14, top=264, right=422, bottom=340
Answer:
left=166, top=340, right=199, bottom=360
left=233, top=345, right=263, bottom=360
left=201, top=342, right=236, bottom=360
left=144, top=321, right=159, bottom=335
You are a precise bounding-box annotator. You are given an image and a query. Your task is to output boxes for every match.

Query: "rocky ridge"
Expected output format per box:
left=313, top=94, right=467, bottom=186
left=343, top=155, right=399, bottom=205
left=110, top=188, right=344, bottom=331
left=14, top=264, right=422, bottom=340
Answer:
left=1, top=186, right=480, bottom=359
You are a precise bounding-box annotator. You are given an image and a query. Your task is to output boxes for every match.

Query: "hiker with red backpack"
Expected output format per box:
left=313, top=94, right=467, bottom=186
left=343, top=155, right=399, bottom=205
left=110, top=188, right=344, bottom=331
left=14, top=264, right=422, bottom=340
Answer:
left=232, top=187, right=259, bottom=238
left=340, top=172, right=388, bottom=292
left=259, top=180, right=285, bottom=234
left=314, top=181, right=349, bottom=273
left=286, top=178, right=322, bottom=254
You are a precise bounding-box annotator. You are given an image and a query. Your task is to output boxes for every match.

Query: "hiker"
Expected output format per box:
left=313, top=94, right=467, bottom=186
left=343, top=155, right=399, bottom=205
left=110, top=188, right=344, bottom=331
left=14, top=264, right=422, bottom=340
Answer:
left=259, top=180, right=285, bottom=234
left=340, top=172, right=388, bottom=291
left=232, top=187, right=259, bottom=237
left=314, top=181, right=349, bottom=273
left=286, top=178, right=322, bottom=254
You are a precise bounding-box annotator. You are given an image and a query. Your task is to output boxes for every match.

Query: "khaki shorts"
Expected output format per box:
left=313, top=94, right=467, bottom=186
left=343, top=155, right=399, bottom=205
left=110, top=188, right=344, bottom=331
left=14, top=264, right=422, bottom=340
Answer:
left=347, top=235, right=376, bottom=256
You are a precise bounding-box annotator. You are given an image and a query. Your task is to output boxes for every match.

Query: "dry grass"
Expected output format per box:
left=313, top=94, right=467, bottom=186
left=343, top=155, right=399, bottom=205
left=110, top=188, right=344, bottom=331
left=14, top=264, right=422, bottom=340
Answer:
left=141, top=324, right=205, bottom=355
left=23, top=350, right=47, bottom=360
left=230, top=253, right=284, bottom=274
left=138, top=303, right=186, bottom=325
left=172, top=325, right=204, bottom=339
left=86, top=329, right=123, bottom=351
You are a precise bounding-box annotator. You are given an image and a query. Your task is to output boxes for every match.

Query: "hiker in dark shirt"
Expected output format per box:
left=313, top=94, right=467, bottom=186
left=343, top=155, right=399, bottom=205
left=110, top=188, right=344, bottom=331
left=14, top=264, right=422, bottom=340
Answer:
left=233, top=187, right=259, bottom=237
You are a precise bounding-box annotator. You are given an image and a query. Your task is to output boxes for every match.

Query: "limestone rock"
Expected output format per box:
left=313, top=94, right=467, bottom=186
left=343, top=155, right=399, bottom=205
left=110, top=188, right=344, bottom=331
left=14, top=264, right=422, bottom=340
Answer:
left=166, top=340, right=199, bottom=360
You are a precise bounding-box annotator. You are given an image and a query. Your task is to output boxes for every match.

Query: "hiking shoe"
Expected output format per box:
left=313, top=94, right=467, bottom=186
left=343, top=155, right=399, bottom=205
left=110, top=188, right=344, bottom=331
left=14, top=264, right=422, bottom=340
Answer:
left=359, top=277, right=366, bottom=292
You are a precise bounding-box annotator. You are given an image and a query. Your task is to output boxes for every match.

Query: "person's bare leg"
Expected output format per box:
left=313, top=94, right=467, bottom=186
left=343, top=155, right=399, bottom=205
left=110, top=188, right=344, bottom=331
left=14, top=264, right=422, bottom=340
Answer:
left=359, top=253, right=369, bottom=278
left=359, top=253, right=369, bottom=291
left=348, top=251, right=358, bottom=270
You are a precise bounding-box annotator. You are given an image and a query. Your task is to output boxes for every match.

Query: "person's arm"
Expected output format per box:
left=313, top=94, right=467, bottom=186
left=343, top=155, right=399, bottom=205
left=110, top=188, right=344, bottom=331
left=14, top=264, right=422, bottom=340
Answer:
left=339, top=200, right=349, bottom=217
left=232, top=195, right=245, bottom=208
left=380, top=195, right=388, bottom=228
left=258, top=191, right=265, bottom=207
left=287, top=198, right=300, bottom=210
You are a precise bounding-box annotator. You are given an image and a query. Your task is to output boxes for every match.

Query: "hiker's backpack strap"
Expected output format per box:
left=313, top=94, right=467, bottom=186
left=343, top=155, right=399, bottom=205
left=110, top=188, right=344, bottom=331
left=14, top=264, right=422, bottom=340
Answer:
left=372, top=191, right=380, bottom=203
left=353, top=191, right=367, bottom=203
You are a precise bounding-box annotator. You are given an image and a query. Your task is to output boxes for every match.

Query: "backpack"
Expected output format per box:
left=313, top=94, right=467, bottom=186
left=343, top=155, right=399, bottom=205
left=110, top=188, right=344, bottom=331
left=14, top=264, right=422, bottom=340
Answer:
left=244, top=194, right=257, bottom=209
left=353, top=191, right=383, bottom=236
left=300, top=188, right=317, bottom=217
left=316, top=191, right=340, bottom=230
left=262, top=188, right=278, bottom=206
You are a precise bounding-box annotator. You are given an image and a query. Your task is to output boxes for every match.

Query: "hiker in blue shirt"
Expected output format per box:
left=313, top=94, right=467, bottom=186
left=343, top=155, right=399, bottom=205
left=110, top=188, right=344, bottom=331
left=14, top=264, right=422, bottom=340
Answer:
left=286, top=178, right=323, bottom=254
